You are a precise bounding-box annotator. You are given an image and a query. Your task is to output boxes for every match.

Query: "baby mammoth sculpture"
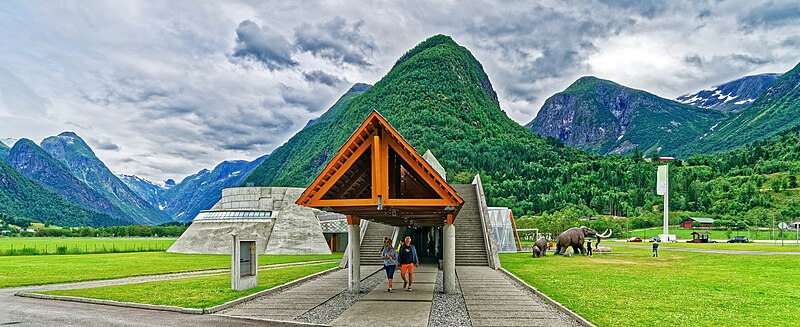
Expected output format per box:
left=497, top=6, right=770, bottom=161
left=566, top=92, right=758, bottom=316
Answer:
left=555, top=226, right=612, bottom=255
left=532, top=237, right=548, bottom=258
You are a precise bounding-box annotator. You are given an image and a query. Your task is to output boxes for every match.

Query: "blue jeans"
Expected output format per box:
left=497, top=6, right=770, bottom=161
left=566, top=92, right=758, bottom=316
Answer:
left=384, top=264, right=396, bottom=278
left=653, top=249, right=659, bottom=257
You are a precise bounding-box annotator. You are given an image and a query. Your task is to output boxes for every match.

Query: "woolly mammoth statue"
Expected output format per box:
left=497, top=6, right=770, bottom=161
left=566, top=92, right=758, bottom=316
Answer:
left=555, top=226, right=612, bottom=255
left=532, top=237, right=548, bottom=258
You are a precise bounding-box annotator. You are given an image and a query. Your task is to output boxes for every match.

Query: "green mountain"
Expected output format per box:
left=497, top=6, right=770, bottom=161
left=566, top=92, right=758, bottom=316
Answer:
left=0, top=159, right=124, bottom=227
left=677, top=62, right=800, bottom=156
left=0, top=142, right=8, bottom=161
left=6, top=139, right=134, bottom=224
left=245, top=35, right=657, bottom=216
left=526, top=76, right=723, bottom=156
left=40, top=132, right=172, bottom=225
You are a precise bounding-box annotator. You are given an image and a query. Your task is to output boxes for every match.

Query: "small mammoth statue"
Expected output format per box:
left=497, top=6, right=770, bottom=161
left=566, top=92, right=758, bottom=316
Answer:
left=532, top=237, right=548, bottom=258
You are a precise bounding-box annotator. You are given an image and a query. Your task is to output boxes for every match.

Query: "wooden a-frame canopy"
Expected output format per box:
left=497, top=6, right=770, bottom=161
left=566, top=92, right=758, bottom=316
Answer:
left=296, top=111, right=464, bottom=227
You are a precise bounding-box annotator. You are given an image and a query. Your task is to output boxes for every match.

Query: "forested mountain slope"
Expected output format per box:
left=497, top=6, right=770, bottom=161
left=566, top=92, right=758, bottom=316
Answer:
left=7, top=139, right=134, bottom=224
left=0, top=159, right=125, bottom=227
left=526, top=76, right=722, bottom=155
left=245, top=35, right=658, bottom=216
left=40, top=132, right=171, bottom=225
left=676, top=62, right=800, bottom=156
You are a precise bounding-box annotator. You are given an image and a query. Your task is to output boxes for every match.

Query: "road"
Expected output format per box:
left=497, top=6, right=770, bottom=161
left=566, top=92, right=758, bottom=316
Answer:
left=0, top=268, right=324, bottom=326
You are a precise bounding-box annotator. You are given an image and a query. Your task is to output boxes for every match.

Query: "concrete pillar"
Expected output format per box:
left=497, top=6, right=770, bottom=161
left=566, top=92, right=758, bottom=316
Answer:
left=443, top=222, right=456, bottom=294
left=347, top=215, right=361, bottom=293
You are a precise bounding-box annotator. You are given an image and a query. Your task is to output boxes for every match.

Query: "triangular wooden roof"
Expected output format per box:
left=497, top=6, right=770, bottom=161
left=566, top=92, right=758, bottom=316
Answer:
left=297, top=111, right=463, bottom=226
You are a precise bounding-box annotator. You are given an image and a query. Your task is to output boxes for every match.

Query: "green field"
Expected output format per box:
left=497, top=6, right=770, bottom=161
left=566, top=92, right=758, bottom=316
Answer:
left=0, top=237, right=176, bottom=255
left=501, top=249, right=800, bottom=326
left=0, top=252, right=342, bottom=288
left=41, top=263, right=339, bottom=309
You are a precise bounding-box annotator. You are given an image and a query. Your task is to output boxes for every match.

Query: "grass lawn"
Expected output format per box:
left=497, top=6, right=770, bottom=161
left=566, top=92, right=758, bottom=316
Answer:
left=40, top=263, right=338, bottom=309
left=0, top=237, right=176, bottom=255
left=501, top=249, right=800, bottom=327
left=0, top=252, right=342, bottom=288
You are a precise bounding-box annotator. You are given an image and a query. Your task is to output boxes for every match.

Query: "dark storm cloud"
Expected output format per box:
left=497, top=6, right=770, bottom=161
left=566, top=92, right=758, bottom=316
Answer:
left=684, top=53, right=771, bottom=68
left=294, top=17, right=376, bottom=67
left=90, top=138, right=120, bottom=151
left=596, top=0, right=669, bottom=18
left=738, top=0, right=800, bottom=30
left=231, top=20, right=297, bottom=70
left=303, top=70, right=345, bottom=86
left=464, top=5, right=637, bottom=102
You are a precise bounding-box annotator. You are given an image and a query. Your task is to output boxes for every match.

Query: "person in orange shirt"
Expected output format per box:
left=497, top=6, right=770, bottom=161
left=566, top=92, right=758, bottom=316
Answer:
left=398, top=236, right=419, bottom=292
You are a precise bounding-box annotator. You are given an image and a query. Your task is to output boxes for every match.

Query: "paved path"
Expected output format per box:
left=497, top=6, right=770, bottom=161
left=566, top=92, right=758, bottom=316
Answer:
left=457, top=267, right=579, bottom=327
left=218, top=266, right=380, bottom=322
left=611, top=244, right=800, bottom=255
left=1, top=283, right=300, bottom=327
left=331, top=264, right=438, bottom=327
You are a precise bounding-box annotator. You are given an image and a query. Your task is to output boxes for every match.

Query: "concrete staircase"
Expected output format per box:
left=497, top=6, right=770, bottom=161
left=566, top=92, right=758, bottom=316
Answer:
left=452, top=184, right=490, bottom=266
left=360, top=221, right=396, bottom=266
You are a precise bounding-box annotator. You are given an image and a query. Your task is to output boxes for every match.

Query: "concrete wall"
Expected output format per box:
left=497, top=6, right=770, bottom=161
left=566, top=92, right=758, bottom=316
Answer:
left=168, top=186, right=331, bottom=255
left=266, top=204, right=331, bottom=255
left=167, top=219, right=273, bottom=254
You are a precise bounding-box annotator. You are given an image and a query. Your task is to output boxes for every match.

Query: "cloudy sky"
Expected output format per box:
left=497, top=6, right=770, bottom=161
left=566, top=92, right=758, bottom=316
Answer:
left=1, top=1, right=798, bottom=182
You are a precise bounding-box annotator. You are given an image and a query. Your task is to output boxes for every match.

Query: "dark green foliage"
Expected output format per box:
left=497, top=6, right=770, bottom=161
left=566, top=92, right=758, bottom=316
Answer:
left=0, top=160, right=126, bottom=227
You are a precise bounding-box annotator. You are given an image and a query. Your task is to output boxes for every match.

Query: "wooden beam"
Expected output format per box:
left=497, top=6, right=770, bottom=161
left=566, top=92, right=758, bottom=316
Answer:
left=386, top=137, right=461, bottom=206
left=346, top=215, right=360, bottom=225
left=372, top=134, right=381, bottom=199
left=312, top=199, right=377, bottom=207
left=309, top=137, right=373, bottom=202
left=383, top=198, right=454, bottom=207
left=446, top=213, right=454, bottom=225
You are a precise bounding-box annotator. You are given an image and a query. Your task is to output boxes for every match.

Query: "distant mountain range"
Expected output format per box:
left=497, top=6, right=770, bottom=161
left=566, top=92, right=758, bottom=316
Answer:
left=119, top=155, right=268, bottom=222
left=676, top=73, right=782, bottom=112
left=526, top=64, right=799, bottom=157
left=0, top=132, right=267, bottom=227
left=525, top=76, right=722, bottom=155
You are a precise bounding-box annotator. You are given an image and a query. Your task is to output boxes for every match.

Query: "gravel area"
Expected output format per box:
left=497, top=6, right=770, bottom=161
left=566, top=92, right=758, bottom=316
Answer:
left=428, top=270, right=470, bottom=327
left=294, top=270, right=384, bottom=325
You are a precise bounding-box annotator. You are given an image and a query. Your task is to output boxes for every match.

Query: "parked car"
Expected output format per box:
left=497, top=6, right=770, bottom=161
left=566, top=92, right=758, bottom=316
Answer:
left=649, top=236, right=661, bottom=242
left=728, top=236, right=749, bottom=243
left=627, top=237, right=642, bottom=242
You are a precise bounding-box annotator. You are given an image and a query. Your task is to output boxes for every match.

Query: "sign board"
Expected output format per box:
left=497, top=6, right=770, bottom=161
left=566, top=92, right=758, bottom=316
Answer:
left=657, top=165, right=668, bottom=195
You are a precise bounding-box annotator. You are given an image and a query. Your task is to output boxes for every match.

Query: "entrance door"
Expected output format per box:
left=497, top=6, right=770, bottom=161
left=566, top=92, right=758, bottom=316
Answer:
left=397, top=227, right=441, bottom=262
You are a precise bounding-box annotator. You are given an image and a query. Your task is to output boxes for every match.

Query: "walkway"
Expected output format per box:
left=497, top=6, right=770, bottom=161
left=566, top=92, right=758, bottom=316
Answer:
left=611, top=244, right=800, bottom=255
left=218, top=265, right=380, bottom=322
left=331, top=264, right=437, bottom=326
left=458, top=267, right=579, bottom=327
left=1, top=281, right=302, bottom=327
